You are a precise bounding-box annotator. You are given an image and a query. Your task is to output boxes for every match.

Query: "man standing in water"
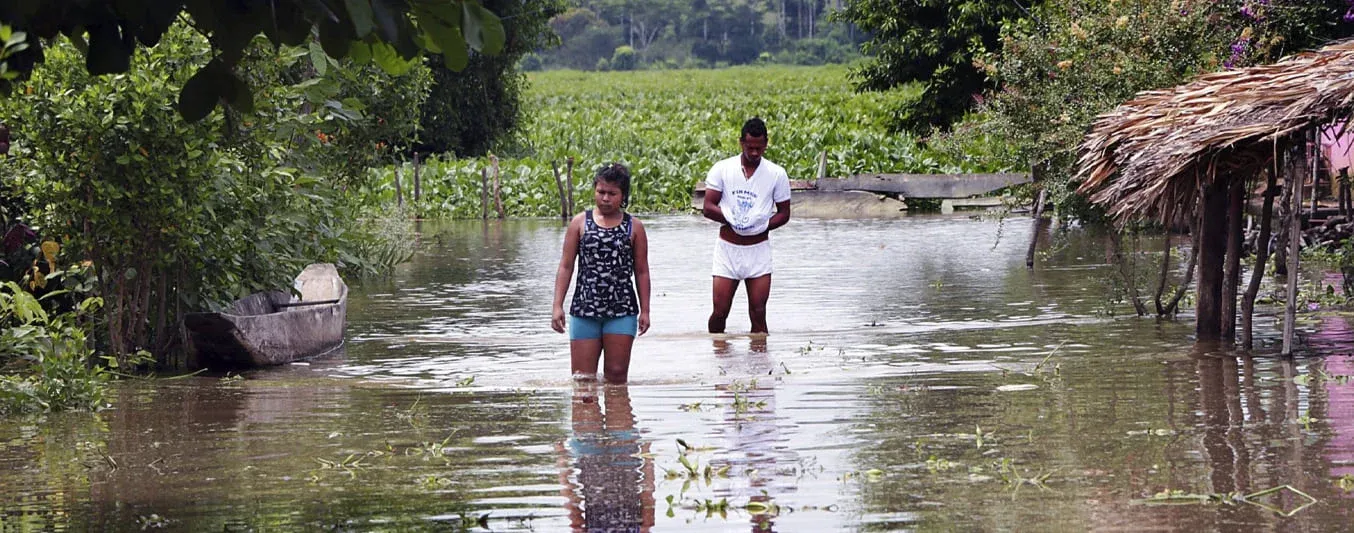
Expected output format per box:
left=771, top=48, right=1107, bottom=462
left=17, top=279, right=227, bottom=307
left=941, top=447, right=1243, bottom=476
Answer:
left=702, top=117, right=792, bottom=334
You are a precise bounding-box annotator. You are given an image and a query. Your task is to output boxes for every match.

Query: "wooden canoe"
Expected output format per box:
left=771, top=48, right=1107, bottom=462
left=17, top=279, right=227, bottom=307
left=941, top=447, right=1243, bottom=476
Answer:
left=185, top=263, right=348, bottom=370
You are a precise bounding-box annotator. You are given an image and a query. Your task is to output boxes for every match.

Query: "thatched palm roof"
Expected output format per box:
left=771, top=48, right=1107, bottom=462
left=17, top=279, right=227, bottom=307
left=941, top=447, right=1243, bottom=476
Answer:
left=1076, top=38, right=1354, bottom=223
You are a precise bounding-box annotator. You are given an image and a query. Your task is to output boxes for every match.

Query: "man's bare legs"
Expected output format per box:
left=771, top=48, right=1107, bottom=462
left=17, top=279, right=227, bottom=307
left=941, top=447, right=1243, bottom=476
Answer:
left=709, top=274, right=772, bottom=334
left=745, top=274, right=771, bottom=334
left=709, top=276, right=739, bottom=333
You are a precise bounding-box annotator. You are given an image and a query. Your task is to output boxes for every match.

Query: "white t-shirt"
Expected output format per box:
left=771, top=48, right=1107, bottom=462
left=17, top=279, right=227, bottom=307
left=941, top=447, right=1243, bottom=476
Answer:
left=705, top=155, right=791, bottom=236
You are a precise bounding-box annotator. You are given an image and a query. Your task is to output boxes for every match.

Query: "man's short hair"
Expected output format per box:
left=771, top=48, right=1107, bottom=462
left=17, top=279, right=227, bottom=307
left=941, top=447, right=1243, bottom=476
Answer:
left=741, top=117, right=767, bottom=141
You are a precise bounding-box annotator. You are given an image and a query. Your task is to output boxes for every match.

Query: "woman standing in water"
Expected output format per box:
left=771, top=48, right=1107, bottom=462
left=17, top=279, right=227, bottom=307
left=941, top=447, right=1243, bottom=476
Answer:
left=552, top=163, right=651, bottom=383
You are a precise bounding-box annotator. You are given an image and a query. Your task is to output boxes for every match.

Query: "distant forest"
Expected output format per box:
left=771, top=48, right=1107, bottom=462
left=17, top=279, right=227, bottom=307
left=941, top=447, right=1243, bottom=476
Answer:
left=526, top=0, right=863, bottom=70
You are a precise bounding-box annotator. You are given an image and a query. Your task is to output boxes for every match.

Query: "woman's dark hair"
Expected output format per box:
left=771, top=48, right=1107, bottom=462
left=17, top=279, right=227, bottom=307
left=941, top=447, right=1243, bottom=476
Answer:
left=595, top=162, right=631, bottom=208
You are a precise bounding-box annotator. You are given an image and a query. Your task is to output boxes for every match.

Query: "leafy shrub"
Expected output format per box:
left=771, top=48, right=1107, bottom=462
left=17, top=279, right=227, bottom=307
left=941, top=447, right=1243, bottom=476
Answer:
left=0, top=282, right=106, bottom=414
left=1, top=23, right=430, bottom=366
left=611, top=46, right=638, bottom=71
left=520, top=53, right=544, bottom=71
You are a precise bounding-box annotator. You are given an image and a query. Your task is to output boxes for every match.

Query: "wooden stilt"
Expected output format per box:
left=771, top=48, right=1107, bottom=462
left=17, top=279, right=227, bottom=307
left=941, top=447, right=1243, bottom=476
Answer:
left=1282, top=135, right=1311, bottom=355
left=1341, top=168, right=1350, bottom=216
left=1310, top=164, right=1320, bottom=215
left=1241, top=170, right=1277, bottom=349
left=1025, top=189, right=1046, bottom=269
left=1196, top=180, right=1230, bottom=340
left=1222, top=178, right=1245, bottom=339
left=1026, top=163, right=1047, bottom=269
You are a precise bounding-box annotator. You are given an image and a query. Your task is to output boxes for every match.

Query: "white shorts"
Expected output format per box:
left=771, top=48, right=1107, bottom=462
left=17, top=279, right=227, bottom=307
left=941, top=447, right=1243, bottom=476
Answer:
left=712, top=239, right=773, bottom=280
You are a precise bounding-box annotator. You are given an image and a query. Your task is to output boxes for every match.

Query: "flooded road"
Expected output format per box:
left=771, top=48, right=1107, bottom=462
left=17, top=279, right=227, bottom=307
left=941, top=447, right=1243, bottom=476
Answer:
left=4, top=215, right=1354, bottom=531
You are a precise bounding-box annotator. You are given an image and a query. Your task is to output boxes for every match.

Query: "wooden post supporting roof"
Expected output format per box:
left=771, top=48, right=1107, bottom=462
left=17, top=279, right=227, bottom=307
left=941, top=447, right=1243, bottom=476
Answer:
left=1196, top=181, right=1229, bottom=340
left=1282, top=133, right=1310, bottom=355
left=1221, top=178, right=1245, bottom=339
left=1241, top=170, right=1277, bottom=349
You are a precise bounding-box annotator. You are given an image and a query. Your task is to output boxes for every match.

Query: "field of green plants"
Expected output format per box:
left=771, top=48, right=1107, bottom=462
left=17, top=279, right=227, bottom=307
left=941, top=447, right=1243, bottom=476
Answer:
left=374, top=65, right=1010, bottom=218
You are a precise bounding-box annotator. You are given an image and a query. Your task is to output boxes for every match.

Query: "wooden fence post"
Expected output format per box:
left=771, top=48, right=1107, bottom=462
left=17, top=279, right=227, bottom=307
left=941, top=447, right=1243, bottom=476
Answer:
left=413, top=151, right=422, bottom=203
left=394, top=162, right=403, bottom=208
left=491, top=155, right=504, bottom=219
left=1026, top=163, right=1047, bottom=268
left=553, top=161, right=570, bottom=223
left=816, top=151, right=828, bottom=180
left=566, top=157, right=576, bottom=215
left=480, top=167, right=489, bottom=220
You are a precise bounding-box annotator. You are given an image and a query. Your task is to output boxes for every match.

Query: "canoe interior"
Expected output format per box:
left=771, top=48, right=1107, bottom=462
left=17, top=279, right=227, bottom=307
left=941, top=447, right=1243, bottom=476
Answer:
left=186, top=264, right=348, bottom=370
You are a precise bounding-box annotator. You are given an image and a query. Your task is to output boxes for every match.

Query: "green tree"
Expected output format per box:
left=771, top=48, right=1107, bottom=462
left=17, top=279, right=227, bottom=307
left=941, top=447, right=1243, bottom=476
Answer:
left=611, top=45, right=638, bottom=70
left=0, top=0, right=503, bottom=120
left=417, top=0, right=564, bottom=156
left=834, top=0, right=1038, bottom=134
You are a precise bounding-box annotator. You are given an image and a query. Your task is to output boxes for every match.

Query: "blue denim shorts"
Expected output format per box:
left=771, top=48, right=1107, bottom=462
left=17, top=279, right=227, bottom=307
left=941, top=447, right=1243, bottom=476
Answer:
left=569, top=315, right=638, bottom=340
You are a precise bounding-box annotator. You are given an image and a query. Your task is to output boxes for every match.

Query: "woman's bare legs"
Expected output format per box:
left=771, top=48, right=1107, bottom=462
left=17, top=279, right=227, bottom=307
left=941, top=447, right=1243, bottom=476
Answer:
left=570, top=339, right=603, bottom=379
left=600, top=333, right=635, bottom=383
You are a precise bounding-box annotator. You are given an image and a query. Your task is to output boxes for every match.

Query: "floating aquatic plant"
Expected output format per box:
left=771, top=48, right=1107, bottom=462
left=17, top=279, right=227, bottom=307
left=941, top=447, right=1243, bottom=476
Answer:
left=1146, top=485, right=1318, bottom=517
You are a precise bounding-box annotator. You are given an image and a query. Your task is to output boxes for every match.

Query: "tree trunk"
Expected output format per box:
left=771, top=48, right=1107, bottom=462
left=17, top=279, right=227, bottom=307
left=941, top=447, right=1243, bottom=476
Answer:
left=1163, top=225, right=1199, bottom=317
left=1222, top=178, right=1245, bottom=339
left=1154, top=225, right=1171, bottom=316
left=1241, top=170, right=1277, bottom=349
left=780, top=0, right=787, bottom=38
left=1107, top=230, right=1148, bottom=316
left=1196, top=180, right=1230, bottom=340
left=810, top=0, right=816, bottom=38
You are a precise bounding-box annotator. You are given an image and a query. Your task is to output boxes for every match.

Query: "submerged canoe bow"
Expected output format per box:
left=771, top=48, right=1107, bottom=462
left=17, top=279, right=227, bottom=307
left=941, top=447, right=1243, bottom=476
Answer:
left=185, top=263, right=348, bottom=369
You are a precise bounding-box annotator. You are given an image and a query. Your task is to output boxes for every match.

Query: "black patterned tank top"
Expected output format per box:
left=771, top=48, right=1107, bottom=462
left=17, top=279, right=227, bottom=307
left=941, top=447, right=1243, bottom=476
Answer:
left=570, top=210, right=639, bottom=318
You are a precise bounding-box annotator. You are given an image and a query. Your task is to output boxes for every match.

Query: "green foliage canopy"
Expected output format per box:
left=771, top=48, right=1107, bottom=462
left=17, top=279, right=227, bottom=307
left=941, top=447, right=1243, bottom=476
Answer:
left=534, top=0, right=860, bottom=70
left=0, top=0, right=503, bottom=120
left=417, top=0, right=563, bottom=157
left=835, top=0, right=1038, bottom=134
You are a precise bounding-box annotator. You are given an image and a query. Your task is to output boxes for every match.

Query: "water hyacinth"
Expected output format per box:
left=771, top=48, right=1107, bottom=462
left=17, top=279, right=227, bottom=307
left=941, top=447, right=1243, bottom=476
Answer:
left=375, top=66, right=1006, bottom=218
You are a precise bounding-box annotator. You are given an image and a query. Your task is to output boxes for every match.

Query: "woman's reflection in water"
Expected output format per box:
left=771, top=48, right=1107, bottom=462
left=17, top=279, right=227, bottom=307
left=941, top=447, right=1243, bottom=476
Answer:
left=559, top=381, right=656, bottom=532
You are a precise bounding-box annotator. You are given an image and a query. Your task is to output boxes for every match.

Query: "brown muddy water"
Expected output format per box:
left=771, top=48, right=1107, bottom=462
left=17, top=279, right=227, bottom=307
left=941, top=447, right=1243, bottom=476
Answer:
left=4, top=215, right=1354, bottom=531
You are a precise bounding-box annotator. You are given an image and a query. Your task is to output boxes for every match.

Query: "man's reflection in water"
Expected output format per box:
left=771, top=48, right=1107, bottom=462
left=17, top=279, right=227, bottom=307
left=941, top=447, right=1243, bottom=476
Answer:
left=559, top=381, right=656, bottom=532
left=716, top=335, right=783, bottom=532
